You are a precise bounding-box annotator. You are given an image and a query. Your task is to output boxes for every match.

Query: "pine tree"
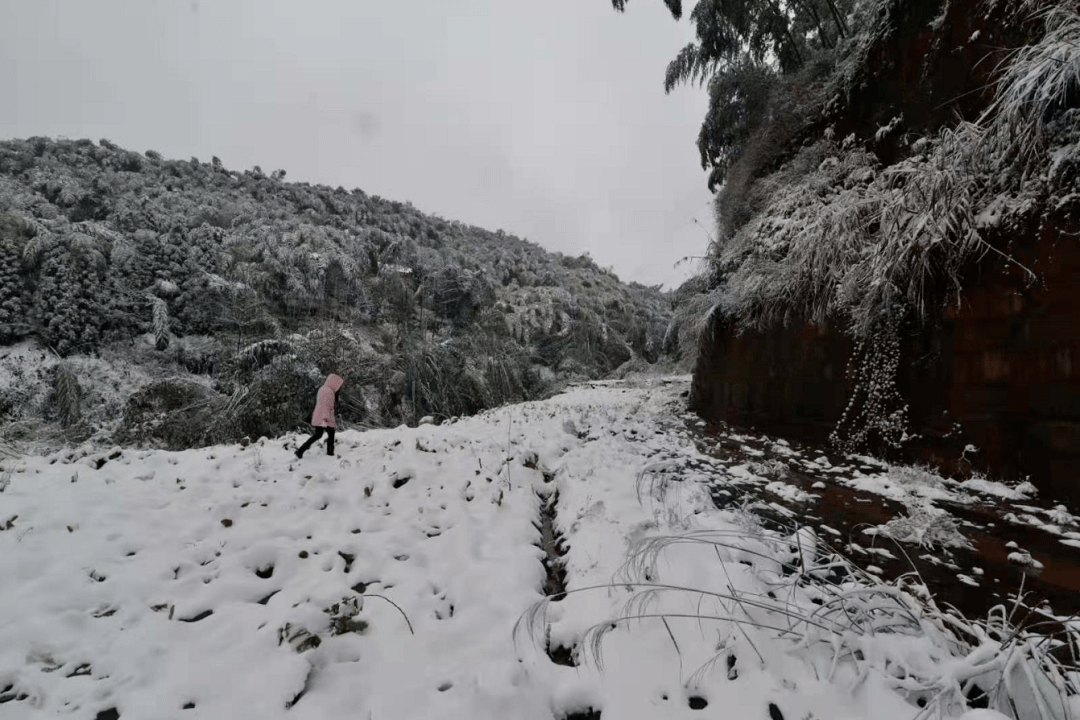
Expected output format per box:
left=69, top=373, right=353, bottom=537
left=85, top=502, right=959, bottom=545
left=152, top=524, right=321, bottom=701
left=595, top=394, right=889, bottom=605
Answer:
left=53, top=362, right=82, bottom=428
left=0, top=214, right=31, bottom=343
left=151, top=296, right=170, bottom=351
left=32, top=233, right=107, bottom=355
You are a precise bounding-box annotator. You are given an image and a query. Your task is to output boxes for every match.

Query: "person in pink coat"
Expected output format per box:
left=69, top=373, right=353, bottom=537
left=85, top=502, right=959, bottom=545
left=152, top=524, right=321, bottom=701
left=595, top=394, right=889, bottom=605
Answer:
left=295, top=374, right=344, bottom=458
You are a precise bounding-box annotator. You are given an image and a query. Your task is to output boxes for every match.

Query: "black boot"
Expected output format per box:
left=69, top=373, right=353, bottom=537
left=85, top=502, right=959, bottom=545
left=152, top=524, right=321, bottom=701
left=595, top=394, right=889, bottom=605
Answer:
left=295, top=427, right=324, bottom=459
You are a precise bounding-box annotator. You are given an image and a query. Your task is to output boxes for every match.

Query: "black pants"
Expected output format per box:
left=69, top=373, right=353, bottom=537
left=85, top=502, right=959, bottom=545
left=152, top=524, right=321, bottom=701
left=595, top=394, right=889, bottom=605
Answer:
left=296, top=426, right=335, bottom=457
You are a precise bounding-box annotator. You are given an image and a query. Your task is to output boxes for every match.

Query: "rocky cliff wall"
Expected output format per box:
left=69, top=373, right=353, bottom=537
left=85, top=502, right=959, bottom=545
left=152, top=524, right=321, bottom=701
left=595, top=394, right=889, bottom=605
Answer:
left=691, top=230, right=1080, bottom=500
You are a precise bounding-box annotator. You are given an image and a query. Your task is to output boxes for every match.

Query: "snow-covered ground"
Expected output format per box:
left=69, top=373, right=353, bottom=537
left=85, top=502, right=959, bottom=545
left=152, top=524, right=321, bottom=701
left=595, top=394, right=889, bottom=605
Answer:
left=1, top=378, right=1076, bottom=720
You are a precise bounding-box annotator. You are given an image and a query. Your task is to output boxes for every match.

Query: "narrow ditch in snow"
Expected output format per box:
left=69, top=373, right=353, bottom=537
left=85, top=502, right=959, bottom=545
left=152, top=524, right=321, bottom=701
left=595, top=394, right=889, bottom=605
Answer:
left=536, top=488, right=576, bottom=667
left=538, top=490, right=568, bottom=598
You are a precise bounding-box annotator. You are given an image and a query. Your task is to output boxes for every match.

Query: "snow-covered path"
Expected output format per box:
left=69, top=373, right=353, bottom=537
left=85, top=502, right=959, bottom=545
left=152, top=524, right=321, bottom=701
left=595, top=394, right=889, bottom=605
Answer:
left=3, top=378, right=1071, bottom=720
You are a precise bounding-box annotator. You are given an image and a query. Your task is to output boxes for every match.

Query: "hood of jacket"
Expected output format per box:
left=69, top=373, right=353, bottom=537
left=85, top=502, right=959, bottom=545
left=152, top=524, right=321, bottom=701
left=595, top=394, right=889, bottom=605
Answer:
left=324, top=374, right=344, bottom=392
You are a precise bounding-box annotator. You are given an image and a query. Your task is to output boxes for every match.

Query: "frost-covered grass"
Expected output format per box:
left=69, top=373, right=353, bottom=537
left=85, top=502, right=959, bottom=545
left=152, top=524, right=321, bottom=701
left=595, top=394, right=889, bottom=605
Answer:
left=714, top=123, right=1021, bottom=341
left=520, top=494, right=1080, bottom=720
left=878, top=502, right=974, bottom=550
left=0, top=340, right=163, bottom=444
left=983, top=3, right=1080, bottom=172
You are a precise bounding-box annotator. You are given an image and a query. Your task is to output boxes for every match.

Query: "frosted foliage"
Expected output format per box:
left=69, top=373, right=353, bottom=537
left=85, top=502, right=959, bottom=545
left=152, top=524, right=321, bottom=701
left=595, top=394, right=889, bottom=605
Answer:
left=0, top=342, right=155, bottom=434
left=0, top=138, right=675, bottom=442
left=709, top=2, right=1080, bottom=335
left=879, top=501, right=973, bottom=549
left=685, top=2, right=1080, bottom=460
left=0, top=214, right=30, bottom=342
left=0, top=136, right=669, bottom=356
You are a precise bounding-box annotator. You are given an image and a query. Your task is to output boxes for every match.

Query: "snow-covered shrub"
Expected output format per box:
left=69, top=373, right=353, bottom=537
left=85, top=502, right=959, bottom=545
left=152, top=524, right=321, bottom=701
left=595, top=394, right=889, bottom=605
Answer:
left=0, top=343, right=57, bottom=421
left=430, top=265, right=491, bottom=327
left=878, top=501, right=973, bottom=549
left=170, top=335, right=220, bottom=375
left=533, top=307, right=630, bottom=377
left=877, top=463, right=951, bottom=494
left=715, top=57, right=832, bottom=221
left=116, top=379, right=216, bottom=448
left=232, top=338, right=298, bottom=376
left=232, top=355, right=324, bottom=440
left=714, top=128, right=1004, bottom=339
left=32, top=231, right=110, bottom=355
left=661, top=274, right=725, bottom=364
left=172, top=273, right=233, bottom=336
left=399, top=340, right=485, bottom=423
left=466, top=327, right=548, bottom=408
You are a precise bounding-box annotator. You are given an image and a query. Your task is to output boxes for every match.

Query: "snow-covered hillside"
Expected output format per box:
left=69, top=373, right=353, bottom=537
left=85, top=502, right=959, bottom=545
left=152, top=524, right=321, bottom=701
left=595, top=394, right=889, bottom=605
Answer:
left=1, top=379, right=1076, bottom=720
left=0, top=137, right=683, bottom=448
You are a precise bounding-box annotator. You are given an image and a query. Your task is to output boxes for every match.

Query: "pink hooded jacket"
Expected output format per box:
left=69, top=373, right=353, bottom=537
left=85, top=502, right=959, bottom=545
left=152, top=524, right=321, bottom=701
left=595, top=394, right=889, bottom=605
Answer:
left=311, top=374, right=344, bottom=428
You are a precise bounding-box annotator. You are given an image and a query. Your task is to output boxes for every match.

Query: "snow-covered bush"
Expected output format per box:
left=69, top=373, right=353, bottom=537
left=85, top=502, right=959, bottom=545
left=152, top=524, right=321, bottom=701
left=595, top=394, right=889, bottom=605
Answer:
left=981, top=3, right=1080, bottom=175
left=233, top=355, right=324, bottom=440
left=878, top=501, right=973, bottom=549
left=32, top=231, right=110, bottom=355
left=887, top=463, right=949, bottom=491
left=116, top=379, right=216, bottom=448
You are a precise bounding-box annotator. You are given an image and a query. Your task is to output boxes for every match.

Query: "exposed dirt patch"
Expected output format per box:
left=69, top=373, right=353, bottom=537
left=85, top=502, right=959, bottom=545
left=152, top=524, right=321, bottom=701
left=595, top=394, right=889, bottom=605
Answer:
left=179, top=609, right=213, bottom=623
left=0, top=685, right=28, bottom=704
left=547, top=644, right=577, bottom=667
left=256, top=590, right=280, bottom=605
left=562, top=709, right=601, bottom=720
left=286, top=667, right=313, bottom=709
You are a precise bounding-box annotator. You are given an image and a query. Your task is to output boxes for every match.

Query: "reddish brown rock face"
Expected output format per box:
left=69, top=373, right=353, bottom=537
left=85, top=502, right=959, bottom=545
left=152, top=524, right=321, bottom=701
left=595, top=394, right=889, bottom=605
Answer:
left=691, top=229, right=1080, bottom=501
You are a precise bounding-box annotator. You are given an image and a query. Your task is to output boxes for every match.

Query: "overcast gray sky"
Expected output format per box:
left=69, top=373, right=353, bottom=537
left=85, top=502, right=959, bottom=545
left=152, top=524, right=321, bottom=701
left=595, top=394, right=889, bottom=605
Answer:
left=0, top=0, right=713, bottom=288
